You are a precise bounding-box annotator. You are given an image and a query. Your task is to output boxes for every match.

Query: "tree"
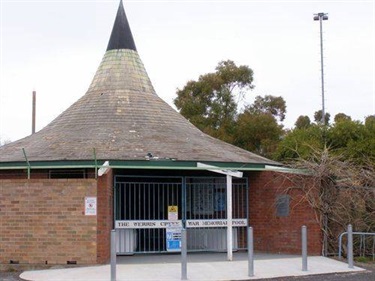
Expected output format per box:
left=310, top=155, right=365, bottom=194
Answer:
left=314, top=110, right=330, bottom=125
left=280, top=147, right=375, bottom=256
left=174, top=60, right=254, bottom=140
left=276, top=111, right=375, bottom=256
left=234, top=111, right=283, bottom=158
left=365, top=115, right=375, bottom=130
left=334, top=113, right=351, bottom=123
left=340, top=115, right=375, bottom=165
left=295, top=115, right=311, bottom=129
left=247, top=95, right=286, bottom=122
left=275, top=125, right=325, bottom=161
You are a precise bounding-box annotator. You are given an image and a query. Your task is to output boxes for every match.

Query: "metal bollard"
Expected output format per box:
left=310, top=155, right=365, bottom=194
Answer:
left=347, top=224, right=354, bottom=269
left=181, top=228, right=187, bottom=280
left=248, top=226, right=254, bottom=277
left=111, top=229, right=116, bottom=281
left=302, top=225, right=308, bottom=271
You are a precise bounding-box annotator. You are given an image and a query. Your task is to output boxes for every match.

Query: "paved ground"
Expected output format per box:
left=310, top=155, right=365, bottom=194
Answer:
left=1, top=254, right=374, bottom=281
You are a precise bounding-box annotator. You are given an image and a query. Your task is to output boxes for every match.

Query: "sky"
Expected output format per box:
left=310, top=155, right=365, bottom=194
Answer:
left=0, top=0, right=374, bottom=142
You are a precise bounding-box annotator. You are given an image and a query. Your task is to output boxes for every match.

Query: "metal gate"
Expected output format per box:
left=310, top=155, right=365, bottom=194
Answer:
left=114, top=175, right=248, bottom=254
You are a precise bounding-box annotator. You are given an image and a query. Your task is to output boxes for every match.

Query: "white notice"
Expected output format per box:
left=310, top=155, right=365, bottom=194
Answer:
left=85, top=197, right=97, bottom=216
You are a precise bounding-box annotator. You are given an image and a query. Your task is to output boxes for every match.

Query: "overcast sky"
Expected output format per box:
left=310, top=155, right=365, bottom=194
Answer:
left=0, top=0, right=374, bottom=142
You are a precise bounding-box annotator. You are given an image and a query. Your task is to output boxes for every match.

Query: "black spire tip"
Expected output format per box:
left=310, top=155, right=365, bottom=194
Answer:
left=106, top=0, right=137, bottom=51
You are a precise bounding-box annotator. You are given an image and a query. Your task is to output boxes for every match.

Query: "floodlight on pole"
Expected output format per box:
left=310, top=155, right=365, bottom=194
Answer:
left=314, top=12, right=328, bottom=125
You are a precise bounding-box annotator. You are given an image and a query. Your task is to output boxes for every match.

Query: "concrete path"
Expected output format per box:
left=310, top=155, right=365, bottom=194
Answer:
left=21, top=254, right=364, bottom=281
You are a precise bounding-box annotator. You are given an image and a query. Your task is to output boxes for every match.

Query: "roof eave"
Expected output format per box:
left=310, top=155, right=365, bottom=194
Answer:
left=0, top=159, right=281, bottom=171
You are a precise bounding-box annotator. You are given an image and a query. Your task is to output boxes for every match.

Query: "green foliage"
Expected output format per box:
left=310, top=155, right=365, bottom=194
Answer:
left=334, top=113, right=351, bottom=123
left=327, top=119, right=365, bottom=149
left=314, top=110, right=331, bottom=125
left=248, top=95, right=286, bottom=122
left=354, top=256, right=372, bottom=263
left=295, top=115, right=311, bottom=129
left=365, top=115, right=375, bottom=131
left=174, top=60, right=254, bottom=138
left=234, top=111, right=283, bottom=158
left=275, top=125, right=325, bottom=161
left=277, top=112, right=375, bottom=166
left=174, top=60, right=374, bottom=166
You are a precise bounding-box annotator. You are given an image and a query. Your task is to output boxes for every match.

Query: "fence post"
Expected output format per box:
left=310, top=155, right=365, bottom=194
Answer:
left=302, top=225, right=308, bottom=271
left=347, top=224, right=354, bottom=269
left=111, top=229, right=117, bottom=281
left=181, top=228, right=187, bottom=280
left=248, top=226, right=254, bottom=277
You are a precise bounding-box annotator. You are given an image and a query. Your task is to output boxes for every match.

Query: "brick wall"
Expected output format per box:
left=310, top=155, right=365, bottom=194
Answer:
left=0, top=179, right=97, bottom=264
left=248, top=171, right=322, bottom=255
left=96, top=169, right=113, bottom=264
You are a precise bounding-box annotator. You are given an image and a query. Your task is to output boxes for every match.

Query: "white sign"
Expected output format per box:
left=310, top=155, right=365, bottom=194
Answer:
left=186, top=219, right=247, bottom=228
left=115, top=219, right=247, bottom=229
left=166, top=227, right=182, bottom=252
left=168, top=205, right=178, bottom=221
left=85, top=197, right=97, bottom=216
left=116, top=220, right=182, bottom=229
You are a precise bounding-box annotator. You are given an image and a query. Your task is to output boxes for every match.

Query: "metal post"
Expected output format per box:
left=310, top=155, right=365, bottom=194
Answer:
left=302, top=225, right=308, bottom=271
left=226, top=174, right=233, bottom=261
left=319, top=16, right=325, bottom=125
left=248, top=226, right=254, bottom=277
left=93, top=148, right=98, bottom=180
left=22, top=148, right=31, bottom=179
left=32, top=91, right=36, bottom=134
left=348, top=224, right=354, bottom=269
left=181, top=228, right=187, bottom=280
left=313, top=12, right=328, bottom=125
left=111, top=229, right=117, bottom=281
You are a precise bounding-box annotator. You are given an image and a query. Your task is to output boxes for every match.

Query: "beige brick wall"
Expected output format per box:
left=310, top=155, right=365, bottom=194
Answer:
left=0, top=179, right=97, bottom=265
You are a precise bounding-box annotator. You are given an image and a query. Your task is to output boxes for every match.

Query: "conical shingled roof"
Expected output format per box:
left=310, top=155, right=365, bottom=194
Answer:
left=0, top=1, right=279, bottom=166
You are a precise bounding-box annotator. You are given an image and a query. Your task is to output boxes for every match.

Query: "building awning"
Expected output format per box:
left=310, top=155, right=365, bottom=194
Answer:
left=0, top=159, right=305, bottom=174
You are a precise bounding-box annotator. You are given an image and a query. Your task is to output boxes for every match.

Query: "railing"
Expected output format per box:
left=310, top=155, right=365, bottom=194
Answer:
left=338, top=231, right=375, bottom=261
left=110, top=226, right=310, bottom=281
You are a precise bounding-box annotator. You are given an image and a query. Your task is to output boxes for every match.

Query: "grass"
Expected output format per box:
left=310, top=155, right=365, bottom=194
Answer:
left=355, top=256, right=375, bottom=263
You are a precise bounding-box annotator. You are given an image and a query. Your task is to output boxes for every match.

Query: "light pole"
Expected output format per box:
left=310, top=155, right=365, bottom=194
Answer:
left=314, top=13, right=329, bottom=256
left=314, top=12, right=328, bottom=125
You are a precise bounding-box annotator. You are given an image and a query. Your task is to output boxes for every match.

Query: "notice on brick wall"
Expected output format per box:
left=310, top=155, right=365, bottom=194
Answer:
left=85, top=197, right=97, bottom=216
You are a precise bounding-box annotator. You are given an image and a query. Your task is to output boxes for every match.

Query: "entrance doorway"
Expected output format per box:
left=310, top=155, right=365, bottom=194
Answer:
left=114, top=175, right=248, bottom=254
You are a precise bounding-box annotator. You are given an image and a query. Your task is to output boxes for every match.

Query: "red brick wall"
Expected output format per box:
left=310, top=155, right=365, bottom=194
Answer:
left=248, top=171, right=322, bottom=255
left=0, top=169, right=49, bottom=179
left=0, top=179, right=97, bottom=264
left=96, top=169, right=113, bottom=264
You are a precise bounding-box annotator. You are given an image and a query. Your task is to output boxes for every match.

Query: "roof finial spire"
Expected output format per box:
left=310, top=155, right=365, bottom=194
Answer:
left=106, top=0, right=137, bottom=51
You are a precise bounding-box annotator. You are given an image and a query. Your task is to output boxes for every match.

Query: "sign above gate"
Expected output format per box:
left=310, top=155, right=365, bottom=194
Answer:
left=115, top=219, right=247, bottom=229
left=186, top=219, right=247, bottom=228
left=116, top=220, right=182, bottom=229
